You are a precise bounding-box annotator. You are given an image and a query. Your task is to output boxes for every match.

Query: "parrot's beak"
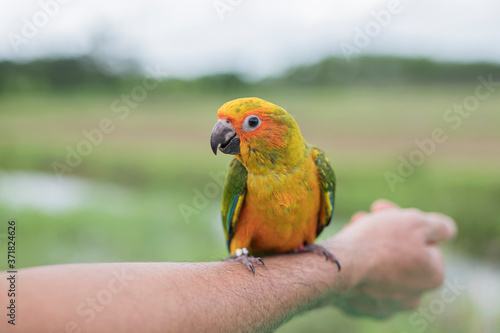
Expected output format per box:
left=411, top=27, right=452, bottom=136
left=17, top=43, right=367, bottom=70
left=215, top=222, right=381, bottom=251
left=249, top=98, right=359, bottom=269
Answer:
left=210, top=119, right=241, bottom=155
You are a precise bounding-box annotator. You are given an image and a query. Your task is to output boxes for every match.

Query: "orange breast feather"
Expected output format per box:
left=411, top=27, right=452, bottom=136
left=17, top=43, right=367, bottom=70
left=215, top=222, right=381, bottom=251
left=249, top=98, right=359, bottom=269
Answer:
left=229, top=155, right=321, bottom=255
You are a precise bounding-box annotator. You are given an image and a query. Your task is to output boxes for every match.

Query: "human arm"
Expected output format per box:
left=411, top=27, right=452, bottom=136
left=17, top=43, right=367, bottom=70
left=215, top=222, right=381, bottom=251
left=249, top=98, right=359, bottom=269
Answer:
left=0, top=200, right=456, bottom=333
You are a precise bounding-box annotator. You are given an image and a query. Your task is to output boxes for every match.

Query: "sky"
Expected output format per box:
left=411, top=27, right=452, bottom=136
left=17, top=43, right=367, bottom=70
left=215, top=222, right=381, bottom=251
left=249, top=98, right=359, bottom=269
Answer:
left=0, top=0, right=499, bottom=79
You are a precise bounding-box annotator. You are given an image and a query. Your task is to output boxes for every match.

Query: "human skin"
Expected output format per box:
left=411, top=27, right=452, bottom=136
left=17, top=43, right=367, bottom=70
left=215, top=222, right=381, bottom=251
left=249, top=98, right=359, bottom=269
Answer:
left=0, top=200, right=456, bottom=333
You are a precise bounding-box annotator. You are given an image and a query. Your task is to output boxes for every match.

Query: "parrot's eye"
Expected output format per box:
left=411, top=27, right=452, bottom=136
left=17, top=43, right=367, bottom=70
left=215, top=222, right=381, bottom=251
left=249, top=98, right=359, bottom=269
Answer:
left=243, top=115, right=261, bottom=131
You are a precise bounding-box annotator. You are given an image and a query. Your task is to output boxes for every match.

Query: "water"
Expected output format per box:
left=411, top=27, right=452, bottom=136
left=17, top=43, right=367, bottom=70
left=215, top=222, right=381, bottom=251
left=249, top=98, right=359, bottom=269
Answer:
left=0, top=170, right=134, bottom=214
left=445, top=253, right=500, bottom=330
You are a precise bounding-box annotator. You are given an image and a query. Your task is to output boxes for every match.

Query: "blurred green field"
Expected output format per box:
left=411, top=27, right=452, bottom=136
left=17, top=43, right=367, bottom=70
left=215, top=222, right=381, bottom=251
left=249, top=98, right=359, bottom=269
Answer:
left=0, top=84, right=499, bottom=332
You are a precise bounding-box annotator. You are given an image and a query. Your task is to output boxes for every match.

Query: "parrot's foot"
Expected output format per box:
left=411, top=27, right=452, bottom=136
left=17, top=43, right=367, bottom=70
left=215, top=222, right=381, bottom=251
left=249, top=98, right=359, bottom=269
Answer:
left=294, top=243, right=341, bottom=272
left=222, top=248, right=265, bottom=276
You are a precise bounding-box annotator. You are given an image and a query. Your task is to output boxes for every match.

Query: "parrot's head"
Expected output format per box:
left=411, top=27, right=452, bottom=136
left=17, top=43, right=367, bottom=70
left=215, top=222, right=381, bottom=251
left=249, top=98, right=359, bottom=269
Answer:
left=210, top=97, right=307, bottom=174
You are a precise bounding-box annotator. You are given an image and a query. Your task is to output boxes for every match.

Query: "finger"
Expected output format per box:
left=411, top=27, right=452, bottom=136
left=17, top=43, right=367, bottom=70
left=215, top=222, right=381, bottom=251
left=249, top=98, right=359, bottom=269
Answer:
left=371, top=199, right=399, bottom=212
left=350, top=211, right=367, bottom=223
left=399, top=296, right=421, bottom=311
left=424, top=246, right=445, bottom=288
left=424, top=212, right=457, bottom=243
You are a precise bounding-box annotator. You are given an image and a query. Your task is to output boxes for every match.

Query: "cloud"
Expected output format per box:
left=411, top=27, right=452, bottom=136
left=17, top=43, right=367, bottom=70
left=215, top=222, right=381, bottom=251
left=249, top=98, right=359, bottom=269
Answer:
left=0, top=0, right=498, bottom=78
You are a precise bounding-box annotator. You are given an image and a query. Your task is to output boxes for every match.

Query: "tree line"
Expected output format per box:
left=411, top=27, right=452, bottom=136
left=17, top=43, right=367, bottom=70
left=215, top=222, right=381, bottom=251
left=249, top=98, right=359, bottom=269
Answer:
left=1, top=55, right=499, bottom=94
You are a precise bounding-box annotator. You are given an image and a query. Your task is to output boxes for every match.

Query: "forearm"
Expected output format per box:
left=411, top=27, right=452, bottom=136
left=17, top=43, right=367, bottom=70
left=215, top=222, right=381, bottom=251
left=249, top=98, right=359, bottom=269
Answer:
left=0, top=203, right=456, bottom=332
left=1, top=246, right=351, bottom=333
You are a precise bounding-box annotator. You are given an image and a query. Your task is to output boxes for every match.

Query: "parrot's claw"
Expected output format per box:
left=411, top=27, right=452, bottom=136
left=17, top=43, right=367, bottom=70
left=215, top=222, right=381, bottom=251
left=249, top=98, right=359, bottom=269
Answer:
left=222, top=248, right=265, bottom=276
left=295, top=243, right=341, bottom=272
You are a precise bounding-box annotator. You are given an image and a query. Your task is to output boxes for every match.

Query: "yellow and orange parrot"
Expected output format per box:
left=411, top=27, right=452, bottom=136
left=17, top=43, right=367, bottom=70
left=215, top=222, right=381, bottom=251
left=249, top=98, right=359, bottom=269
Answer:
left=210, top=97, right=340, bottom=274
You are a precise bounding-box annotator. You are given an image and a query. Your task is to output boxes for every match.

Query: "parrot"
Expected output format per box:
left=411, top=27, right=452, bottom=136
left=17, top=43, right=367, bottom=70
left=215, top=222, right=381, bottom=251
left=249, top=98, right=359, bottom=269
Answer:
left=210, top=97, right=340, bottom=275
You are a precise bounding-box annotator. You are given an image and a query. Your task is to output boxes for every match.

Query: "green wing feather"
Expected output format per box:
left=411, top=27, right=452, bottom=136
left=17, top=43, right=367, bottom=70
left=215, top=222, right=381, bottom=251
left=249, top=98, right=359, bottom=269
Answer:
left=221, top=158, right=247, bottom=251
left=313, top=147, right=336, bottom=237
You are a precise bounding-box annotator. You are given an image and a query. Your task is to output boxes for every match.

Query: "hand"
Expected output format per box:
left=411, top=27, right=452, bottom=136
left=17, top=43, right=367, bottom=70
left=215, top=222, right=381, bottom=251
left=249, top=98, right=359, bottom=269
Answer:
left=324, top=200, right=457, bottom=318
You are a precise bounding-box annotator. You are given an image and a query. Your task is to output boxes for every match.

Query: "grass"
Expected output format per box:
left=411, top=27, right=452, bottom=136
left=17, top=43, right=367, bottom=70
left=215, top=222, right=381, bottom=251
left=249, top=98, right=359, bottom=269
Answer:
left=0, top=84, right=499, bottom=332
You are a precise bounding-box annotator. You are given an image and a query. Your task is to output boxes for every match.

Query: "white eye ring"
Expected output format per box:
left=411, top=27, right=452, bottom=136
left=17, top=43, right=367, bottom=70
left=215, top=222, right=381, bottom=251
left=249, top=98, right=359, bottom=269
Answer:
left=243, top=115, right=261, bottom=131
